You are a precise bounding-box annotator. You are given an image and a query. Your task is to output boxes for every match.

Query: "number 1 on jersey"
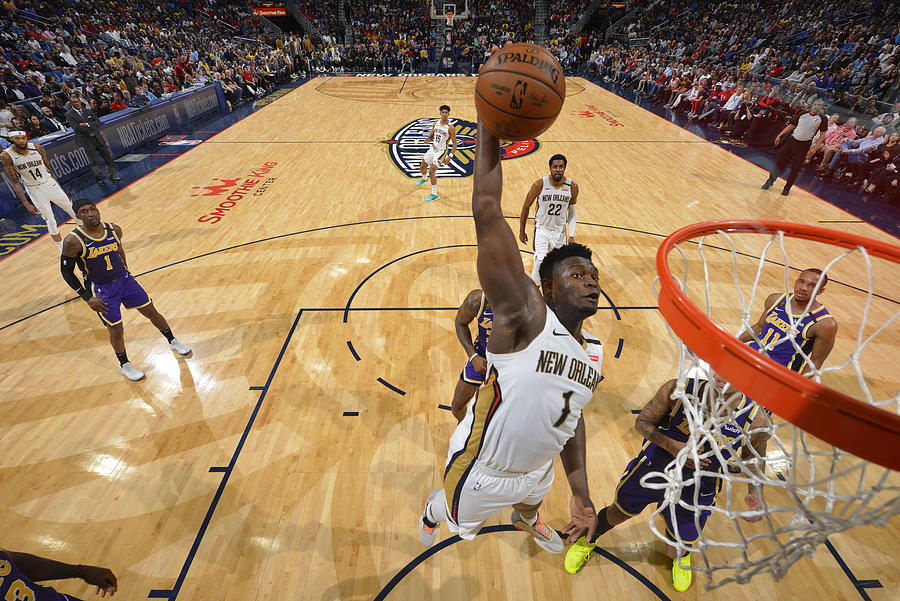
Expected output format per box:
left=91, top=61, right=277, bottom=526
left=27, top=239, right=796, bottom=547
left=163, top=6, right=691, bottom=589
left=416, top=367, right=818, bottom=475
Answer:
left=104, top=254, right=112, bottom=270
left=553, top=390, right=574, bottom=427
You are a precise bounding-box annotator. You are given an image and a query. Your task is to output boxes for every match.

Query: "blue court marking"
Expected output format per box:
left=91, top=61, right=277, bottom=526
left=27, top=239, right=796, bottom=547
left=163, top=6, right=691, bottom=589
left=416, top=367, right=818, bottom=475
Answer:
left=377, top=377, right=406, bottom=396
left=372, top=524, right=671, bottom=601
left=5, top=214, right=895, bottom=332
left=631, top=409, right=642, bottom=415
left=347, top=340, right=361, bottom=361
left=615, top=338, right=625, bottom=358
left=771, top=472, right=880, bottom=599
left=437, top=404, right=452, bottom=411
left=342, top=244, right=475, bottom=323
left=208, top=467, right=227, bottom=473
left=147, top=309, right=304, bottom=601
left=248, top=386, right=264, bottom=391
left=343, top=411, right=359, bottom=417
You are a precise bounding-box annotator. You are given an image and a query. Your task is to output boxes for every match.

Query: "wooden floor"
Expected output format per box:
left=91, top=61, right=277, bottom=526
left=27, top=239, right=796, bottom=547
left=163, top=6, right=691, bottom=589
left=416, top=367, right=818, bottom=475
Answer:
left=1, top=76, right=898, bottom=601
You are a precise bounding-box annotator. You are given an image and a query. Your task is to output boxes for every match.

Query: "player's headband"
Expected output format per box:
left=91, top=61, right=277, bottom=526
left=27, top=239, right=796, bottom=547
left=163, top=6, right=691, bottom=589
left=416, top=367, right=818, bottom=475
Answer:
left=8, top=130, right=27, bottom=138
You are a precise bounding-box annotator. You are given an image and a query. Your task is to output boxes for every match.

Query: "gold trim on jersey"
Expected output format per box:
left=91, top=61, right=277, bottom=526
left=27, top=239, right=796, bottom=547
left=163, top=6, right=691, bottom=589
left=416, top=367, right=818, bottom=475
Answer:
left=444, top=368, right=502, bottom=524
left=612, top=454, right=648, bottom=517
left=74, top=223, right=109, bottom=242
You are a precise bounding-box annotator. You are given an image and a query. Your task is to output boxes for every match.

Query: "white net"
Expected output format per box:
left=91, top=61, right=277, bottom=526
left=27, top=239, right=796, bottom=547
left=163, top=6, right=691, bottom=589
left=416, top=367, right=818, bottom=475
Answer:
left=648, top=225, right=900, bottom=589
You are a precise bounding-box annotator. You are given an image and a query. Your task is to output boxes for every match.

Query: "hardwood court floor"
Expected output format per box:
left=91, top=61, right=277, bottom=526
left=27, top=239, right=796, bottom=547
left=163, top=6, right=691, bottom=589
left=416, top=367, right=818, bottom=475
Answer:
left=0, top=76, right=897, bottom=601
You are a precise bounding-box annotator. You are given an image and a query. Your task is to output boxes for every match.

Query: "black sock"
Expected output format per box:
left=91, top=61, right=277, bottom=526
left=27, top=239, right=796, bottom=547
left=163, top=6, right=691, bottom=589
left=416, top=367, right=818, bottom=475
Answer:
left=422, top=515, right=437, bottom=528
left=116, top=351, right=129, bottom=366
left=589, top=505, right=615, bottom=543
left=160, top=328, right=174, bottom=342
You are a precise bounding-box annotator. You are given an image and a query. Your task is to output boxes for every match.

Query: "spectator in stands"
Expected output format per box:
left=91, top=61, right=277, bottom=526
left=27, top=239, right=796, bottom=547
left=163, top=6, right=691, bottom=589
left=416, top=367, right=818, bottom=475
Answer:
left=66, top=94, right=120, bottom=185
left=804, top=113, right=841, bottom=164
left=27, top=113, right=52, bottom=138
left=39, top=105, right=67, bottom=132
left=109, top=91, right=128, bottom=112
left=872, top=101, right=900, bottom=129
left=819, top=126, right=886, bottom=178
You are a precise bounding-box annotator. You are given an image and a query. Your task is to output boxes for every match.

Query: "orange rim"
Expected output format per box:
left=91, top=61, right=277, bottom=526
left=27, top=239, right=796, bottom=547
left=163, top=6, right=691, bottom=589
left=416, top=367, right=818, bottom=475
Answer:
left=656, top=220, right=900, bottom=472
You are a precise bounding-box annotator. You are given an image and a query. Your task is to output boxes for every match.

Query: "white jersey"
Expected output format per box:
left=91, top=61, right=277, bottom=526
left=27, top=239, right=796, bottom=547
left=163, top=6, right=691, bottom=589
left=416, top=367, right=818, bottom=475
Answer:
left=4, top=143, right=50, bottom=186
left=446, top=308, right=603, bottom=475
left=534, top=176, right=573, bottom=232
left=430, top=120, right=452, bottom=153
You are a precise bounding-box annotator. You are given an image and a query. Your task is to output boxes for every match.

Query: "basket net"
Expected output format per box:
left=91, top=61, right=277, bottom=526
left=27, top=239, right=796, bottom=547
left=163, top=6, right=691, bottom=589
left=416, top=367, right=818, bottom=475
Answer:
left=649, top=222, right=900, bottom=589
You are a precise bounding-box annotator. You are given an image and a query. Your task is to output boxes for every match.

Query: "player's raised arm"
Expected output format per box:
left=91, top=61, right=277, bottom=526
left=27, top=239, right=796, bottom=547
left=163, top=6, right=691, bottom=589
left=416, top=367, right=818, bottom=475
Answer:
left=472, top=118, right=542, bottom=324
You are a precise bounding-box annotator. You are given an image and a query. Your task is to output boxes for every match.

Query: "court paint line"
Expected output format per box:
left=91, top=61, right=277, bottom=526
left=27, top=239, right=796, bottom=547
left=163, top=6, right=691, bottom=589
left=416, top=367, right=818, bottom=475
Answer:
left=377, top=377, right=406, bottom=396
left=4, top=215, right=895, bottom=333
left=771, top=472, right=880, bottom=599
left=372, top=524, right=672, bottom=601
left=818, top=220, right=865, bottom=224
left=342, top=411, right=360, bottom=416
left=630, top=409, right=642, bottom=414
left=347, top=340, right=361, bottom=361
left=248, top=386, right=264, bottom=390
left=147, top=309, right=304, bottom=601
left=203, top=139, right=706, bottom=144
left=437, top=404, right=452, bottom=411
left=615, top=338, right=625, bottom=358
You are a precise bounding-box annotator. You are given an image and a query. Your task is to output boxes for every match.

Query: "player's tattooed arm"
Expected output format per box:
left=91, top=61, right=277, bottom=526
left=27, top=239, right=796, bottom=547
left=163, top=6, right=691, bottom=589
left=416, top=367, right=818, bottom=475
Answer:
left=455, top=289, right=482, bottom=358
left=112, top=223, right=128, bottom=270
left=634, top=379, right=678, bottom=454
left=738, top=292, right=780, bottom=342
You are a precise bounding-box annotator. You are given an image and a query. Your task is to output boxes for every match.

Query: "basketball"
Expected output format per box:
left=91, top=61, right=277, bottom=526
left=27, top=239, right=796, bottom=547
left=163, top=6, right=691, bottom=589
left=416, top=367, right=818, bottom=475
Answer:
left=474, top=43, right=566, bottom=140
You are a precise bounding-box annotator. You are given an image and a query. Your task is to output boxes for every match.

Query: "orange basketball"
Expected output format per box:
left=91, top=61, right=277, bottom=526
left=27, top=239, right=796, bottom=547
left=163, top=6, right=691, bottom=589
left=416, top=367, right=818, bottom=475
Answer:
left=474, top=43, right=566, bottom=140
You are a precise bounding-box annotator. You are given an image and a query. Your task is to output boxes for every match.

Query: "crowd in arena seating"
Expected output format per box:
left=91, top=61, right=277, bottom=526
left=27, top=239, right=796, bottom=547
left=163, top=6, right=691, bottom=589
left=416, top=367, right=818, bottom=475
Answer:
left=546, top=0, right=900, bottom=202
left=0, top=0, right=296, bottom=141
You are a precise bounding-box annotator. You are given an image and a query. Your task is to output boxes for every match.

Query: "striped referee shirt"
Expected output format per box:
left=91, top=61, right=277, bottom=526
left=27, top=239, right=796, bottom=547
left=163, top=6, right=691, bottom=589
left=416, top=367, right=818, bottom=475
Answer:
left=791, top=111, right=828, bottom=142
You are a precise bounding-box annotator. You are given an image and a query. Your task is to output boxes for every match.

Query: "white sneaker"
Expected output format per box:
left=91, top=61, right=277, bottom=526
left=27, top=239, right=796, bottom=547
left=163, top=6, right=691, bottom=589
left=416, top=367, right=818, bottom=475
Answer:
left=120, top=362, right=145, bottom=381
left=169, top=338, right=191, bottom=355
left=511, top=510, right=564, bottom=553
left=418, top=490, right=440, bottom=547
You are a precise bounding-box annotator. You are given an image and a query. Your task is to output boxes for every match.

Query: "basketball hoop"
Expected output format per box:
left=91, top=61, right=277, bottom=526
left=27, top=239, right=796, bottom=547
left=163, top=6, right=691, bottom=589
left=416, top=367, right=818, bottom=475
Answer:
left=445, top=11, right=455, bottom=27
left=648, top=219, right=900, bottom=588
left=656, top=220, right=900, bottom=471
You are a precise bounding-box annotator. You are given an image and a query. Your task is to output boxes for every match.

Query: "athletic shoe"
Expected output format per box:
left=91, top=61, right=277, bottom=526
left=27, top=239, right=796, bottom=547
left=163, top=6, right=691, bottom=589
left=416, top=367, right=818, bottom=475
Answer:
left=120, top=362, right=145, bottom=381
left=419, top=490, right=440, bottom=547
left=672, top=555, right=692, bottom=592
left=564, top=536, right=596, bottom=573
left=169, top=338, right=192, bottom=355
left=781, top=188, right=790, bottom=196
left=511, top=510, right=563, bottom=553
left=761, top=180, right=774, bottom=190
left=415, top=178, right=428, bottom=186
left=424, top=194, right=439, bottom=202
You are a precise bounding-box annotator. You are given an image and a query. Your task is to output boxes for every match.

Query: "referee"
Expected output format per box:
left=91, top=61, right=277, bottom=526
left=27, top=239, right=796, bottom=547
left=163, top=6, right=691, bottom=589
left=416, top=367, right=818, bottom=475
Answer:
left=762, top=98, right=827, bottom=196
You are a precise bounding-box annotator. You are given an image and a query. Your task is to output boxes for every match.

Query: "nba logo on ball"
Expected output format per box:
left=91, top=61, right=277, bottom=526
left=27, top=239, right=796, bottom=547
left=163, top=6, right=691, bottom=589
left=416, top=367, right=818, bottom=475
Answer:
left=475, top=43, right=566, bottom=140
left=473, top=481, right=482, bottom=491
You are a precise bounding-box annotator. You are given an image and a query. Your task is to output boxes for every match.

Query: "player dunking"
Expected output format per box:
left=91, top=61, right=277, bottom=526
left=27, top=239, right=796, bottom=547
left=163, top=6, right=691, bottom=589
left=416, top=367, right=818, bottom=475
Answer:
left=450, top=289, right=493, bottom=422
left=519, top=154, right=579, bottom=285
left=564, top=374, right=769, bottom=591
left=60, top=199, right=191, bottom=381
left=418, top=119, right=603, bottom=554
left=416, top=104, right=457, bottom=202
left=738, top=269, right=837, bottom=377
left=2, top=130, right=77, bottom=250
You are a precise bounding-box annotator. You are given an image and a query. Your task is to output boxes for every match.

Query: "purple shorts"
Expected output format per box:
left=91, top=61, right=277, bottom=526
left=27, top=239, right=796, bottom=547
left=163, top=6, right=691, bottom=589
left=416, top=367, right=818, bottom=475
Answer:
left=459, top=355, right=486, bottom=385
left=91, top=273, right=151, bottom=326
left=614, top=450, right=721, bottom=543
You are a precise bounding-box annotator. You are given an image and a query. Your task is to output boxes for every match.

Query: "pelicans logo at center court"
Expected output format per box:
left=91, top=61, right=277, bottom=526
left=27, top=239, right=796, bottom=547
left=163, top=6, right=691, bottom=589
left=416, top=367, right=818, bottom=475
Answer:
left=383, top=118, right=541, bottom=178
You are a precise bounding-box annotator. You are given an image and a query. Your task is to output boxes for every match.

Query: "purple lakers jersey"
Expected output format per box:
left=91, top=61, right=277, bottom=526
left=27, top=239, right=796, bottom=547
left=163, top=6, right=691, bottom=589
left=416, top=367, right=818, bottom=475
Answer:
left=643, top=379, right=759, bottom=471
left=748, top=293, right=833, bottom=371
left=71, top=223, right=127, bottom=285
left=0, top=550, right=81, bottom=601
left=473, top=294, right=493, bottom=357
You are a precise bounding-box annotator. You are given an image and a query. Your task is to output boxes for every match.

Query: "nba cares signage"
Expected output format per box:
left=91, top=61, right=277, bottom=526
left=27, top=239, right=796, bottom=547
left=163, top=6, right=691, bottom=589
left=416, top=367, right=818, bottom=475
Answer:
left=195, top=162, right=278, bottom=224
left=383, top=118, right=540, bottom=178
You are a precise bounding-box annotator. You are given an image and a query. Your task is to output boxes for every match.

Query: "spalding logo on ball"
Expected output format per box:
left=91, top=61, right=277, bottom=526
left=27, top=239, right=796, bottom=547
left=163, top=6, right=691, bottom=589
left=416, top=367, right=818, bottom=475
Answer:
left=475, top=43, right=566, bottom=140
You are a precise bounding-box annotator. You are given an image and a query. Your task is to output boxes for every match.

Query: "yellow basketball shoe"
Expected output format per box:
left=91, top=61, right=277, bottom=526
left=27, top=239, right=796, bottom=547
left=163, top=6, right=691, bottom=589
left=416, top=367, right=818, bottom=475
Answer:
left=672, top=554, right=693, bottom=592
left=564, top=536, right=596, bottom=574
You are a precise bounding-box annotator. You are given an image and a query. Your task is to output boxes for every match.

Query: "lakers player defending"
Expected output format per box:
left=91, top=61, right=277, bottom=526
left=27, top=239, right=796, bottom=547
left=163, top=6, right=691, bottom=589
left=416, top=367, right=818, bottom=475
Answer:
left=450, top=289, right=493, bottom=422
left=519, top=154, right=579, bottom=285
left=60, top=198, right=191, bottom=381
left=418, top=118, right=603, bottom=554
left=738, top=269, right=837, bottom=377
left=416, top=104, right=457, bottom=202
left=1, top=131, right=77, bottom=250
left=564, top=373, right=769, bottom=591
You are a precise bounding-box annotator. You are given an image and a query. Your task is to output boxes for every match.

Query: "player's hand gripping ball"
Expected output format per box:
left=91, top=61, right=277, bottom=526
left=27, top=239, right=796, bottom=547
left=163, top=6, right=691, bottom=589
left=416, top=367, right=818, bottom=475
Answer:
left=475, top=43, right=566, bottom=140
